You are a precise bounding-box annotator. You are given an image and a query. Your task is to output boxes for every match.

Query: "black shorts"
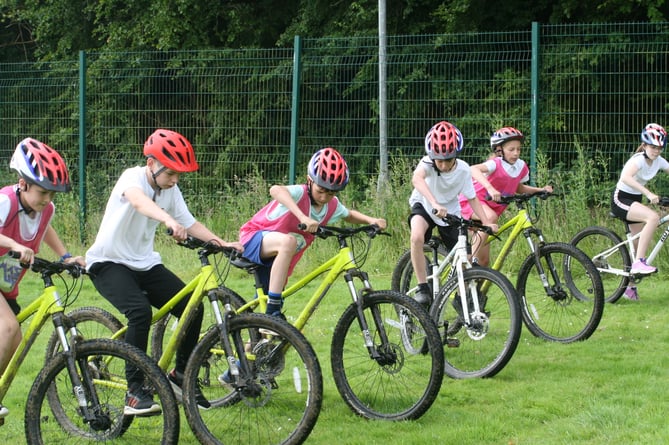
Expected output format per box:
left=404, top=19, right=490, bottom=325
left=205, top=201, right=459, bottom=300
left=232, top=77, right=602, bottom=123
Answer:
left=408, top=202, right=458, bottom=250
left=610, top=189, right=642, bottom=221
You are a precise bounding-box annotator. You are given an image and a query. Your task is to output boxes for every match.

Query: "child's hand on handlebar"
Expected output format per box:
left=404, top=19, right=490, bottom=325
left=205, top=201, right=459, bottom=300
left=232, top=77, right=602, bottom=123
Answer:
left=432, top=206, right=447, bottom=218
left=165, top=219, right=188, bottom=241
left=299, top=217, right=320, bottom=233
left=370, top=218, right=387, bottom=230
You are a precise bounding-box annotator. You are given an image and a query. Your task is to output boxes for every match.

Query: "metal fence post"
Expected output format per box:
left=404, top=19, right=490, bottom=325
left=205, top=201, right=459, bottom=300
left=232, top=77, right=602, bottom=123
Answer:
left=289, top=35, right=302, bottom=185
left=530, top=21, right=540, bottom=187
left=78, top=50, right=87, bottom=243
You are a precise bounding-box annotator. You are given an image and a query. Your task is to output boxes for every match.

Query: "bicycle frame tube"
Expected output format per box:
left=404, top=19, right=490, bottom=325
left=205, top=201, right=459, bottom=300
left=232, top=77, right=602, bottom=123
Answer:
left=488, top=210, right=533, bottom=273
left=645, top=214, right=669, bottom=264
left=0, top=285, right=63, bottom=401
left=238, top=246, right=359, bottom=332
left=155, top=264, right=219, bottom=371
left=107, top=263, right=220, bottom=371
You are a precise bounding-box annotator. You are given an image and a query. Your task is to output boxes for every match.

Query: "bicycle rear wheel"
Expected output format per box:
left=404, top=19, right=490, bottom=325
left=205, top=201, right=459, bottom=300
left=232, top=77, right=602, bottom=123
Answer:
left=26, top=338, right=179, bottom=444
left=430, top=267, right=521, bottom=379
left=330, top=291, right=444, bottom=421
left=570, top=226, right=630, bottom=303
left=390, top=244, right=449, bottom=299
left=182, top=313, right=322, bottom=445
left=150, top=286, right=247, bottom=363
left=517, top=242, right=604, bottom=342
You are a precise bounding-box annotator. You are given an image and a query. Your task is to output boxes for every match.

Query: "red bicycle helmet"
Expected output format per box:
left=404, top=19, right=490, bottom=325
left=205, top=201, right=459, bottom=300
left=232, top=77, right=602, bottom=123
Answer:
left=641, top=123, right=667, bottom=147
left=307, top=148, right=349, bottom=191
left=490, top=126, right=525, bottom=149
left=143, top=129, right=198, bottom=172
left=424, top=121, right=463, bottom=160
left=10, top=138, right=71, bottom=192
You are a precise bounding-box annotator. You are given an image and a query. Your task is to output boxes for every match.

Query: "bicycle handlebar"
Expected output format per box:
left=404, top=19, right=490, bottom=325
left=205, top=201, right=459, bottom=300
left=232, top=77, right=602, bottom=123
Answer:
left=487, top=190, right=556, bottom=205
left=166, top=229, right=239, bottom=258
left=8, top=250, right=86, bottom=277
left=296, top=223, right=388, bottom=240
left=430, top=209, right=494, bottom=235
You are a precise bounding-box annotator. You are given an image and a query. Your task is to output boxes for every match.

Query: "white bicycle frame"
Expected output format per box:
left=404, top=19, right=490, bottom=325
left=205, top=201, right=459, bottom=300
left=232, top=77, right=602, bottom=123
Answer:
left=593, top=213, right=669, bottom=276
left=408, top=228, right=484, bottom=326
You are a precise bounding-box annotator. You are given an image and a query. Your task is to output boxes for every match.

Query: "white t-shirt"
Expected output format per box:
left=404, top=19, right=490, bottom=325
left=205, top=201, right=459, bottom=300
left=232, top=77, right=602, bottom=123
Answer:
left=85, top=166, right=196, bottom=271
left=616, top=153, right=669, bottom=195
left=409, top=156, right=476, bottom=225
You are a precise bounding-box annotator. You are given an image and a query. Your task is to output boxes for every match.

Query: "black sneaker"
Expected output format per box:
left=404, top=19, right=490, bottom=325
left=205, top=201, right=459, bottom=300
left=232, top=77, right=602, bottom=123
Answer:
left=167, top=369, right=211, bottom=410
left=124, top=389, right=161, bottom=417
left=413, top=288, right=432, bottom=307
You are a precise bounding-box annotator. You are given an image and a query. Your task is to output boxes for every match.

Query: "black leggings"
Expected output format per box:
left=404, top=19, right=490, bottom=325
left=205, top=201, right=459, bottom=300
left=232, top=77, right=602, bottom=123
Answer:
left=89, top=262, right=203, bottom=391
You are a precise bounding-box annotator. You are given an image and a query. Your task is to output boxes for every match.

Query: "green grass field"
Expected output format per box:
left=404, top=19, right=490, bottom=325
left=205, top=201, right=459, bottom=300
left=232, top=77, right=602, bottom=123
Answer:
left=4, top=160, right=669, bottom=443
left=3, top=251, right=668, bottom=445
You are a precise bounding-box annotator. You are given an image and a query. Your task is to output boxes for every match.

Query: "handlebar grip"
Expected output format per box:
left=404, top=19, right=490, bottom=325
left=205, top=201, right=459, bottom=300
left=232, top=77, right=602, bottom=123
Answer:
left=297, top=223, right=307, bottom=230
left=8, top=251, right=21, bottom=259
left=431, top=209, right=438, bottom=215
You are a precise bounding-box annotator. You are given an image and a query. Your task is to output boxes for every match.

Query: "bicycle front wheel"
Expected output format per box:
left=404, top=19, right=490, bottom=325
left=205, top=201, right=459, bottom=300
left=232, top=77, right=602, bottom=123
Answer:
left=570, top=226, right=631, bottom=303
left=517, top=242, right=604, bottom=342
left=182, top=313, right=322, bottom=445
left=430, top=267, right=521, bottom=379
left=45, top=306, right=123, bottom=359
left=330, top=291, right=444, bottom=421
left=26, top=338, right=179, bottom=444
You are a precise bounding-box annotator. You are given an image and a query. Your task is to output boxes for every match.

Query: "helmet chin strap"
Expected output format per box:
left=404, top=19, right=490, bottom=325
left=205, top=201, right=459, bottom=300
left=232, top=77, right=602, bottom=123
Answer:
left=307, top=180, right=317, bottom=205
left=16, top=186, right=35, bottom=215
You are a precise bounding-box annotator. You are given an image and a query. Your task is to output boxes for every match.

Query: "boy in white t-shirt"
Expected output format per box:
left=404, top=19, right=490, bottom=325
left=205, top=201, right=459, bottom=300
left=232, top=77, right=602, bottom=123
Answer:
left=86, top=129, right=242, bottom=415
left=408, top=121, right=496, bottom=306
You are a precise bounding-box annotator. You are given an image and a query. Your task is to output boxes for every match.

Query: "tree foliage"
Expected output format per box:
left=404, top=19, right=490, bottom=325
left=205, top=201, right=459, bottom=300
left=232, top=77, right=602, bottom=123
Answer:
left=2, top=0, right=669, bottom=62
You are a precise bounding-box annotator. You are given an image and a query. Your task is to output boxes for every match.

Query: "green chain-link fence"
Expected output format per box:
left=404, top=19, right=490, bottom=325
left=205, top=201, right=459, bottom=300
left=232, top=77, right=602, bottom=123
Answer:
left=2, top=22, right=669, bottom=229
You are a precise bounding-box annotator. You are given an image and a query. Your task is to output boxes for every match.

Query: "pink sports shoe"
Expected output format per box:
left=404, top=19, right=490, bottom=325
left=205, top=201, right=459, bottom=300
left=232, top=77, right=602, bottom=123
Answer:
left=630, top=258, right=656, bottom=275
left=623, top=286, right=639, bottom=301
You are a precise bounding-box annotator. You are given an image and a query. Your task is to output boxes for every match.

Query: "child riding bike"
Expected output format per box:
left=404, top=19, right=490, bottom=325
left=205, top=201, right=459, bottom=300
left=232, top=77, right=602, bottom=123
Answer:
left=408, top=120, right=497, bottom=306
left=611, top=123, right=669, bottom=300
left=0, top=138, right=84, bottom=419
left=235, top=147, right=387, bottom=318
left=459, top=126, right=553, bottom=267
left=85, top=129, right=242, bottom=415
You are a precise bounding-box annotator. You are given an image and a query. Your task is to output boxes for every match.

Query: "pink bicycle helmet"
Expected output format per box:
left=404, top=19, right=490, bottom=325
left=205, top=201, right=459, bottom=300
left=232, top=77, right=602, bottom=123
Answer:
left=641, top=123, right=667, bottom=147
left=307, top=148, right=349, bottom=191
left=490, top=126, right=525, bottom=149
left=10, top=138, right=71, bottom=192
left=143, top=129, right=198, bottom=172
left=424, top=121, right=463, bottom=160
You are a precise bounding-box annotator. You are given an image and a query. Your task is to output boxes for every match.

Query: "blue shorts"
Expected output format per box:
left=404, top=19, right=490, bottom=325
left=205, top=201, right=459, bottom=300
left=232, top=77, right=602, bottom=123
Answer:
left=241, top=231, right=273, bottom=293
left=242, top=231, right=273, bottom=267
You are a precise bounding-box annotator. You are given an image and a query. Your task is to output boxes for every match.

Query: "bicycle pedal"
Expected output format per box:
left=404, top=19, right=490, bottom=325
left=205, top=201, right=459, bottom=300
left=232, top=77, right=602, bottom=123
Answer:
left=444, top=338, right=460, bottom=348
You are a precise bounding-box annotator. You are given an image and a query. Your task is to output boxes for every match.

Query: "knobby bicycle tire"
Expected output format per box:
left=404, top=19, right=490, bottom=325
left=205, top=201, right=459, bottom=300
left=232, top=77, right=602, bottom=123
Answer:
left=26, top=338, right=179, bottom=444
left=516, top=242, right=605, bottom=342
left=182, top=313, right=323, bottom=445
left=430, top=267, right=521, bottom=379
left=570, top=226, right=631, bottom=303
left=150, top=286, right=247, bottom=363
left=390, top=245, right=450, bottom=298
left=45, top=306, right=124, bottom=360
left=330, top=291, right=444, bottom=421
